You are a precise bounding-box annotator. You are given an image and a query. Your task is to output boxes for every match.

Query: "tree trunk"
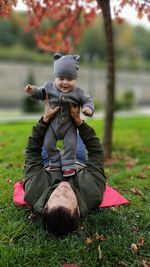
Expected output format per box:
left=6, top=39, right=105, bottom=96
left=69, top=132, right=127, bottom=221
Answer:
left=97, top=0, right=115, bottom=159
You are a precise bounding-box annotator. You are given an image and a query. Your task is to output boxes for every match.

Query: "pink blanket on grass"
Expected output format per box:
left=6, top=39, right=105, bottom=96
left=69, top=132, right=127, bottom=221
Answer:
left=13, top=180, right=130, bottom=208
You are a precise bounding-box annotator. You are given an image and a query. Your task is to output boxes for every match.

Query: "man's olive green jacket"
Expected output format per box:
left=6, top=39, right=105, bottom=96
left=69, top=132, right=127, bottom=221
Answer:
left=24, top=120, right=106, bottom=217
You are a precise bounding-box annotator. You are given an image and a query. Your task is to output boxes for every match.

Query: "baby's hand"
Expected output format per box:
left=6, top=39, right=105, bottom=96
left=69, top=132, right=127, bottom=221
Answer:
left=82, top=107, right=93, bottom=116
left=24, top=84, right=34, bottom=95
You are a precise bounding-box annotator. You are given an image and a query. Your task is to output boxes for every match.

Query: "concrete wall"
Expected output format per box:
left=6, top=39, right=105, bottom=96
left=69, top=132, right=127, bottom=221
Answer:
left=0, top=61, right=149, bottom=108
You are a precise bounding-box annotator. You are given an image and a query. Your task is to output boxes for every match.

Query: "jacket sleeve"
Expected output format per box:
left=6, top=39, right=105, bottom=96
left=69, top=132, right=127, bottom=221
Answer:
left=24, top=120, right=49, bottom=180
left=80, top=90, right=94, bottom=116
left=30, top=85, right=46, bottom=100
left=78, top=121, right=106, bottom=183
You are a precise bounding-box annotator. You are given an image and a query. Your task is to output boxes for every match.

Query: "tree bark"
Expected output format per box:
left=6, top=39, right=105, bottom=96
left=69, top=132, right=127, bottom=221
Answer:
left=97, top=0, right=115, bottom=159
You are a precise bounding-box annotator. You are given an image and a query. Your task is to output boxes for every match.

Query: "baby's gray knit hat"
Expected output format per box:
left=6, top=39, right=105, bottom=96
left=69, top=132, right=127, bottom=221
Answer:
left=53, top=53, right=80, bottom=79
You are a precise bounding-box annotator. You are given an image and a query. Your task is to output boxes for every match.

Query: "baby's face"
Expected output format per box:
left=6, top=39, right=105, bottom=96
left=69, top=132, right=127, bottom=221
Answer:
left=55, top=77, right=77, bottom=93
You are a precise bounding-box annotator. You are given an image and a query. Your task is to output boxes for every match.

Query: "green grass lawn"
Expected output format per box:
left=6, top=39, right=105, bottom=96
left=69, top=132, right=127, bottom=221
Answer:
left=0, top=117, right=150, bottom=267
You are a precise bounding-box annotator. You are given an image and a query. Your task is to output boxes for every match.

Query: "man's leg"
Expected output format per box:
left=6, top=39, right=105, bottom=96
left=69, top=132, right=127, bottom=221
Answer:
left=41, top=145, right=49, bottom=167
left=76, top=132, right=86, bottom=164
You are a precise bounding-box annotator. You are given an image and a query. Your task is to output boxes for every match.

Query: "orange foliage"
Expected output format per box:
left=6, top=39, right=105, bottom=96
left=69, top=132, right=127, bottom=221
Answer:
left=0, top=0, right=149, bottom=52
left=114, top=0, right=150, bottom=22
left=0, top=0, right=17, bottom=17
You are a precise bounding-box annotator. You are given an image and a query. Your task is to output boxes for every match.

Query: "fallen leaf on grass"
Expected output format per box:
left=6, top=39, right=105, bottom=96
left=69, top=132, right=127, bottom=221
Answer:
left=98, top=245, right=102, bottom=260
left=126, top=158, right=139, bottom=169
left=130, top=237, right=145, bottom=256
left=142, top=165, right=150, bottom=171
left=119, top=188, right=127, bottom=193
left=130, top=187, right=144, bottom=197
left=138, top=236, right=144, bottom=247
left=137, top=172, right=148, bottom=179
left=143, top=148, right=150, bottom=153
left=85, top=233, right=106, bottom=246
left=130, top=243, right=138, bottom=255
left=104, top=158, right=114, bottom=165
left=104, top=154, right=124, bottom=165
left=141, top=259, right=150, bottom=267
left=85, top=237, right=93, bottom=245
left=95, top=233, right=107, bottom=241
left=112, top=154, right=124, bottom=160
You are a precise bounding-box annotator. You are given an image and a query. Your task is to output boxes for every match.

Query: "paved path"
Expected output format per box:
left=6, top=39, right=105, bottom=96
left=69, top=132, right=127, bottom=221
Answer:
left=0, top=107, right=150, bottom=123
left=94, top=107, right=150, bottom=118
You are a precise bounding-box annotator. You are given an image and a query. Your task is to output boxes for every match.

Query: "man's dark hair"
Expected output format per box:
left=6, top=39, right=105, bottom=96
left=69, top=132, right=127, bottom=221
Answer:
left=42, top=205, right=80, bottom=236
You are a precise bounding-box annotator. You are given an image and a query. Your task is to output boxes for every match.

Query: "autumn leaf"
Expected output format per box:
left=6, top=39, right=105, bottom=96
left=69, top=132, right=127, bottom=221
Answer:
left=126, top=158, right=138, bottom=169
left=141, top=258, right=150, bottom=267
left=137, top=172, right=148, bottom=179
left=85, top=237, right=93, bottom=245
left=104, top=158, right=114, bottom=165
left=130, top=187, right=144, bottom=197
left=95, top=233, right=107, bottom=241
left=138, top=237, right=144, bottom=247
left=142, top=165, right=150, bottom=171
left=144, top=148, right=150, bottom=153
left=130, top=243, right=138, bottom=255
left=130, top=236, right=145, bottom=256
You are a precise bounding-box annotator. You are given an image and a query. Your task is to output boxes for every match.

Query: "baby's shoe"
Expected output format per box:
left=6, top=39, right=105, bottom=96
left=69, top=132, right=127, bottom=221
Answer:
left=63, top=168, right=76, bottom=177
left=45, top=165, right=60, bottom=172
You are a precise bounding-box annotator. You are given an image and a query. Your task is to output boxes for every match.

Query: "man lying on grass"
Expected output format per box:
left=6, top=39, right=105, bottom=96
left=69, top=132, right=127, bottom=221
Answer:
left=24, top=96, right=106, bottom=236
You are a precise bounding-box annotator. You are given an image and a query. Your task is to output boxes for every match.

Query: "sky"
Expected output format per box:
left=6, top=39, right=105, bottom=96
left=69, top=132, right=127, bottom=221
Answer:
left=14, top=0, right=150, bottom=30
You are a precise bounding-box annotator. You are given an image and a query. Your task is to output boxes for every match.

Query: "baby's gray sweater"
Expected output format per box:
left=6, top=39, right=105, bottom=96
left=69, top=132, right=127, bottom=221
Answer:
left=30, top=81, right=94, bottom=135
